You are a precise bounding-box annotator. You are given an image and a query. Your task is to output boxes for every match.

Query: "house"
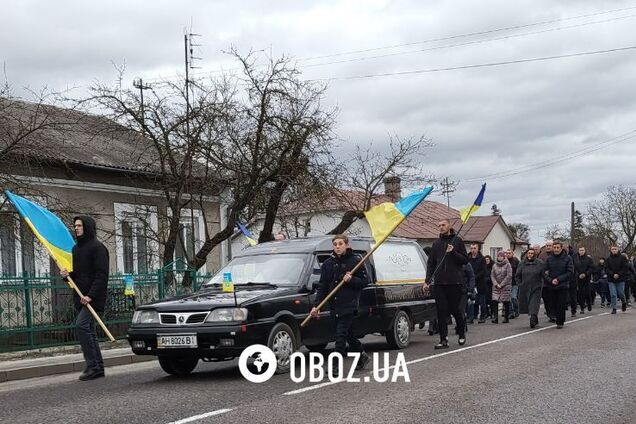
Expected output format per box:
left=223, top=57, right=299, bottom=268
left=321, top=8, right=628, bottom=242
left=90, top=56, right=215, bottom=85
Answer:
left=0, top=99, right=226, bottom=277
left=231, top=178, right=529, bottom=258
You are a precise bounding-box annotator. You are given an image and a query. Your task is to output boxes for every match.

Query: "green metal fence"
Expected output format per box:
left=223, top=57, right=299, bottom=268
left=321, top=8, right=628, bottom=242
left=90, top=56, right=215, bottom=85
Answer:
left=0, top=262, right=214, bottom=352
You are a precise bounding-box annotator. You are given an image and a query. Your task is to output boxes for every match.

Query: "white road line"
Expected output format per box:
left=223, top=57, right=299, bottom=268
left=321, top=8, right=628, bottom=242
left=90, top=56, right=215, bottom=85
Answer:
left=283, top=312, right=611, bottom=395
left=166, top=408, right=233, bottom=424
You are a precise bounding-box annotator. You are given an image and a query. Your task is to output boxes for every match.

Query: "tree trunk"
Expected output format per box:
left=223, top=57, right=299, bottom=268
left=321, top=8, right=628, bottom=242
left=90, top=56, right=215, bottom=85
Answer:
left=258, top=180, right=288, bottom=243
left=327, top=210, right=365, bottom=235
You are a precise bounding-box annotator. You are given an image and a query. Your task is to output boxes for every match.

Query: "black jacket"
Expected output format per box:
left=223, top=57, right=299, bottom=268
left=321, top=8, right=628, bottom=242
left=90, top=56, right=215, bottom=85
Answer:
left=468, top=253, right=488, bottom=294
left=315, top=248, right=369, bottom=315
left=605, top=253, right=630, bottom=283
left=508, top=256, right=520, bottom=286
left=425, top=229, right=468, bottom=285
left=463, top=263, right=476, bottom=293
left=573, top=254, right=594, bottom=282
left=69, top=216, right=110, bottom=311
left=544, top=250, right=573, bottom=291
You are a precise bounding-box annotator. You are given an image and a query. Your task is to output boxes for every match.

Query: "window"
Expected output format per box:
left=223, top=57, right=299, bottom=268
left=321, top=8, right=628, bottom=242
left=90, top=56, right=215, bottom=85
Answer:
left=169, top=207, right=206, bottom=273
left=204, top=254, right=309, bottom=287
left=0, top=213, right=17, bottom=275
left=372, top=242, right=427, bottom=283
left=114, top=203, right=159, bottom=274
left=490, top=247, right=503, bottom=258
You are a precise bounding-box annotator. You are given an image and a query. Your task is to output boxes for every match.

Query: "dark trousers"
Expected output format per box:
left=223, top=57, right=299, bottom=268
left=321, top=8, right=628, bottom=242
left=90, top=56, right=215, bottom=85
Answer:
left=334, top=312, right=363, bottom=355
left=542, top=287, right=554, bottom=319
left=76, top=307, right=104, bottom=371
left=568, top=284, right=577, bottom=313
left=577, top=280, right=591, bottom=310
left=476, top=293, right=488, bottom=320
left=434, top=284, right=465, bottom=341
left=491, top=300, right=510, bottom=321
left=546, top=289, right=568, bottom=326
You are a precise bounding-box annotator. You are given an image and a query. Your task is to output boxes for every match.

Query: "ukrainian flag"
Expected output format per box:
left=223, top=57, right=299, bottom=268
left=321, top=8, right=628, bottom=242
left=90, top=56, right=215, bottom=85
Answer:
left=236, top=222, right=257, bottom=246
left=364, top=186, right=433, bottom=244
left=459, top=183, right=487, bottom=224
left=4, top=190, right=75, bottom=271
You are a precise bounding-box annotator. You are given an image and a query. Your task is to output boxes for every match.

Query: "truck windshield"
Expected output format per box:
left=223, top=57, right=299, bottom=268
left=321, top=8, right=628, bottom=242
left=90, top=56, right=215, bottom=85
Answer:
left=203, top=253, right=309, bottom=287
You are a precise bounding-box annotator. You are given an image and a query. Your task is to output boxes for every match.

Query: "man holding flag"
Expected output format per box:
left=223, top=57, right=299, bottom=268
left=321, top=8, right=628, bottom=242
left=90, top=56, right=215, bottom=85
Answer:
left=61, top=216, right=110, bottom=381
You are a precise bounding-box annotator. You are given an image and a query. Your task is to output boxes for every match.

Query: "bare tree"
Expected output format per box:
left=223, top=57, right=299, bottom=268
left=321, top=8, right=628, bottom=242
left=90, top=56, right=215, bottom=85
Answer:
left=586, top=185, right=636, bottom=254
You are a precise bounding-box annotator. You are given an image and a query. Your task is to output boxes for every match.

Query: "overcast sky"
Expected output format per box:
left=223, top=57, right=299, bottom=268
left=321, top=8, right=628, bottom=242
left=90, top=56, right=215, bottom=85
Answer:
left=3, top=0, right=636, bottom=243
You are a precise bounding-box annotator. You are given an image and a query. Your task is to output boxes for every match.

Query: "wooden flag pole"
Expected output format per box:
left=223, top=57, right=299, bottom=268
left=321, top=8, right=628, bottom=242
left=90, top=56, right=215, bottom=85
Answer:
left=300, top=221, right=402, bottom=328
left=65, top=275, right=116, bottom=342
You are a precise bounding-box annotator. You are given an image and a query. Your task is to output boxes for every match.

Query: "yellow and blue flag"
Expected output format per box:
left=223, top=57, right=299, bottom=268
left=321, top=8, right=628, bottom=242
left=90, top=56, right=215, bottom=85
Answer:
left=364, top=186, right=434, bottom=244
left=459, top=183, right=487, bottom=224
left=4, top=190, right=75, bottom=271
left=236, top=222, right=257, bottom=246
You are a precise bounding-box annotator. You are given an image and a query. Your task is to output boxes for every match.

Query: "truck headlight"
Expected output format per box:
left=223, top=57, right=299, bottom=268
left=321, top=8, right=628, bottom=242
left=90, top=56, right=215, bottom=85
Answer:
left=206, top=308, right=248, bottom=322
left=132, top=310, right=160, bottom=324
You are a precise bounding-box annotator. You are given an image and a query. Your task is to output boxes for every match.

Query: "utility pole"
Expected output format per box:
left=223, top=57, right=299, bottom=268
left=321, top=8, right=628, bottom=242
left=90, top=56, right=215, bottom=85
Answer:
left=133, top=78, right=151, bottom=132
left=570, top=201, right=575, bottom=247
left=183, top=29, right=202, bottom=259
left=440, top=177, right=458, bottom=210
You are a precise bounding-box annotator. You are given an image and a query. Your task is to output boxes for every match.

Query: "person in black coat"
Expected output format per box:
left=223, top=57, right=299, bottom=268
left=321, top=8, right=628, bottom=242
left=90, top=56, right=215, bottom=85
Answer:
left=468, top=244, right=488, bottom=323
left=60, top=216, right=109, bottom=381
left=604, top=246, right=629, bottom=314
left=310, top=234, right=370, bottom=374
left=543, top=241, right=573, bottom=328
left=573, top=246, right=594, bottom=314
left=425, top=218, right=469, bottom=349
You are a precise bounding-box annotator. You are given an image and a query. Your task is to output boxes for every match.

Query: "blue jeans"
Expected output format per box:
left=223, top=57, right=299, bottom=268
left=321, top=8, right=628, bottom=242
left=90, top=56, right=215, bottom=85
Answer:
left=76, top=307, right=104, bottom=371
left=608, top=281, right=626, bottom=310
left=476, top=293, right=488, bottom=320
left=510, top=285, right=519, bottom=316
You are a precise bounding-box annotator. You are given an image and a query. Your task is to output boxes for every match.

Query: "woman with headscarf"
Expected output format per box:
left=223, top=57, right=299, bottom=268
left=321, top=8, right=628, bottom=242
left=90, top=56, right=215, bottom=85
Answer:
left=491, top=251, right=513, bottom=324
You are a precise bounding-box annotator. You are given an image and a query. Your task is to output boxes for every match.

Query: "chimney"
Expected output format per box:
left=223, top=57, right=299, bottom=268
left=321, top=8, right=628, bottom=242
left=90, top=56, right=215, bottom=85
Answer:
left=384, top=176, right=402, bottom=202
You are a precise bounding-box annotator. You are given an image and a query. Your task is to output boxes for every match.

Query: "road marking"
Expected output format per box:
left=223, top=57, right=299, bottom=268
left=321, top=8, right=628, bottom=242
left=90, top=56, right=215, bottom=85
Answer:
left=283, top=312, right=610, bottom=395
left=166, top=408, right=233, bottom=424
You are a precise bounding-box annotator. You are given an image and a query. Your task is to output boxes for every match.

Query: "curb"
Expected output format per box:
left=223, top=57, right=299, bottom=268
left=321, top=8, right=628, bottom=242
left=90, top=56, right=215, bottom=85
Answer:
left=0, top=353, right=155, bottom=383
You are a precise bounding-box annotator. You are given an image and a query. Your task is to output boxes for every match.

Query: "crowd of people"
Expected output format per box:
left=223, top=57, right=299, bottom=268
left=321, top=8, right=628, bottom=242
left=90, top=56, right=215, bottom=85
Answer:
left=424, top=218, right=635, bottom=349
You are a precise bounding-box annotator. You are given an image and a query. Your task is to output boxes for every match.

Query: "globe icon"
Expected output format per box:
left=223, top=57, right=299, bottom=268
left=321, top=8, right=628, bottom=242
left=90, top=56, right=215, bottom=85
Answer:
left=247, top=351, right=270, bottom=375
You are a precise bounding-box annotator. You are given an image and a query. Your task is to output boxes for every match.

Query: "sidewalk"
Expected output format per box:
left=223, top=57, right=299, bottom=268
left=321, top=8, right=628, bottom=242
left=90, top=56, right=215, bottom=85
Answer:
left=0, top=345, right=155, bottom=383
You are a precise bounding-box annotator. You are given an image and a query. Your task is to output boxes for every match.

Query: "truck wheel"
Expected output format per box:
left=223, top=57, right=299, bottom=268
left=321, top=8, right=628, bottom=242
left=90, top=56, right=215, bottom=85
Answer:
left=385, top=310, right=411, bottom=349
left=305, top=343, right=328, bottom=352
left=158, top=356, right=199, bottom=376
left=267, top=322, right=299, bottom=374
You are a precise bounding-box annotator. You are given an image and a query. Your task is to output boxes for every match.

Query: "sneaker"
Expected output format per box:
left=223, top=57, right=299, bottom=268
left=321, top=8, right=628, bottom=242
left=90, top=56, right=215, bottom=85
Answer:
left=434, top=340, right=449, bottom=350
left=612, top=308, right=617, bottom=314
left=79, top=368, right=104, bottom=381
left=622, top=301, right=627, bottom=312
left=458, top=336, right=466, bottom=346
left=356, top=352, right=370, bottom=370
left=556, top=324, right=564, bottom=329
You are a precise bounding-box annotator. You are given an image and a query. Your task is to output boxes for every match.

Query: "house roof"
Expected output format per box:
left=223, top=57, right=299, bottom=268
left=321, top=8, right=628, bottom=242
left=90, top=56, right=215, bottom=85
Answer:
left=1, top=98, right=163, bottom=175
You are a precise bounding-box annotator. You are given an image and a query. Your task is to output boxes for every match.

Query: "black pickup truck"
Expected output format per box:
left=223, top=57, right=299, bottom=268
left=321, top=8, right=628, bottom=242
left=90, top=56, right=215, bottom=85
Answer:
left=127, top=236, right=434, bottom=375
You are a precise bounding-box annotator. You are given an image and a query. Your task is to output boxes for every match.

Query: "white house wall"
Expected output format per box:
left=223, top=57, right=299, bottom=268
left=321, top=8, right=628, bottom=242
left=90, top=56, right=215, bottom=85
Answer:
left=482, top=220, right=524, bottom=258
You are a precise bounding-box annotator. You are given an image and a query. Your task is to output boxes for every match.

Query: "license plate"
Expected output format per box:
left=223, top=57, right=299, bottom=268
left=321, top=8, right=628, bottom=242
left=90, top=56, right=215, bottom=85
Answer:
left=157, top=334, right=197, bottom=348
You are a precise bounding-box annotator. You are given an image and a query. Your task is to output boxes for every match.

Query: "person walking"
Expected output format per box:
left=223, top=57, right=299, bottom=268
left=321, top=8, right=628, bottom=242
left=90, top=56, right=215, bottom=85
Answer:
left=604, top=246, right=629, bottom=314
left=573, top=246, right=594, bottom=314
left=60, top=216, right=109, bottom=381
left=506, top=250, right=520, bottom=319
left=593, top=258, right=610, bottom=307
left=540, top=240, right=555, bottom=322
left=426, top=218, right=469, bottom=349
left=544, top=241, right=573, bottom=329
left=468, top=244, right=488, bottom=324
left=462, top=263, right=476, bottom=326
left=516, top=247, right=544, bottom=328
left=567, top=245, right=578, bottom=317
left=491, top=251, right=513, bottom=324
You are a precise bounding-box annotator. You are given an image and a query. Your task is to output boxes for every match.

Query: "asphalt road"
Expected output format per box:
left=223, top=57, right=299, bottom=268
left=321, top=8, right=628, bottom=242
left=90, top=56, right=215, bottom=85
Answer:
left=2, top=307, right=636, bottom=424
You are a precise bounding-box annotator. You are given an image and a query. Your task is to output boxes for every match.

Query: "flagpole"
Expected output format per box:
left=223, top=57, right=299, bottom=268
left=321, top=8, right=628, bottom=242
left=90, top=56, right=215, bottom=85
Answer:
left=301, top=216, right=406, bottom=328
left=66, top=274, right=116, bottom=342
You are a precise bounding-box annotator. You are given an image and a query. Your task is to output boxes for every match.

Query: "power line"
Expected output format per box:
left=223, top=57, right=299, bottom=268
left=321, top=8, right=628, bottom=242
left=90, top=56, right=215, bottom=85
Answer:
left=463, top=129, right=636, bottom=182
left=300, top=13, right=636, bottom=69
left=324, top=45, right=636, bottom=81
left=297, top=5, right=636, bottom=62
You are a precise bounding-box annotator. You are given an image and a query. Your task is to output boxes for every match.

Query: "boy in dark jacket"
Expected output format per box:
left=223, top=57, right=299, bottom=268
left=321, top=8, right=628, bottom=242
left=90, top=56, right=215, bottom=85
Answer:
left=310, top=234, right=370, bottom=374
left=543, top=241, right=573, bottom=328
left=60, top=216, right=109, bottom=381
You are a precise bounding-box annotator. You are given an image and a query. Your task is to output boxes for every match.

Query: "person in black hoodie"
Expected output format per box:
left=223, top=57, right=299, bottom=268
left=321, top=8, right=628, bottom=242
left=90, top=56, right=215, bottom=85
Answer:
left=310, top=234, right=370, bottom=375
left=468, top=244, right=488, bottom=324
left=573, top=246, right=594, bottom=314
left=543, top=240, right=573, bottom=328
left=425, top=218, right=469, bottom=349
left=605, top=246, right=629, bottom=314
left=60, top=216, right=109, bottom=381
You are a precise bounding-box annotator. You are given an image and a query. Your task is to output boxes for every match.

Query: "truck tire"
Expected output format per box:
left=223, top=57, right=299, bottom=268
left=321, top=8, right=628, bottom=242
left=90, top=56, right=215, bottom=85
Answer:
left=158, top=356, right=199, bottom=376
left=385, top=310, right=411, bottom=349
left=267, top=322, right=298, bottom=374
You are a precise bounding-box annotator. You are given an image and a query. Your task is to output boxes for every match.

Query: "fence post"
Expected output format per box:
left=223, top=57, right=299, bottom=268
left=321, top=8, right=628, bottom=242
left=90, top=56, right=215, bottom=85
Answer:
left=22, top=271, right=34, bottom=349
